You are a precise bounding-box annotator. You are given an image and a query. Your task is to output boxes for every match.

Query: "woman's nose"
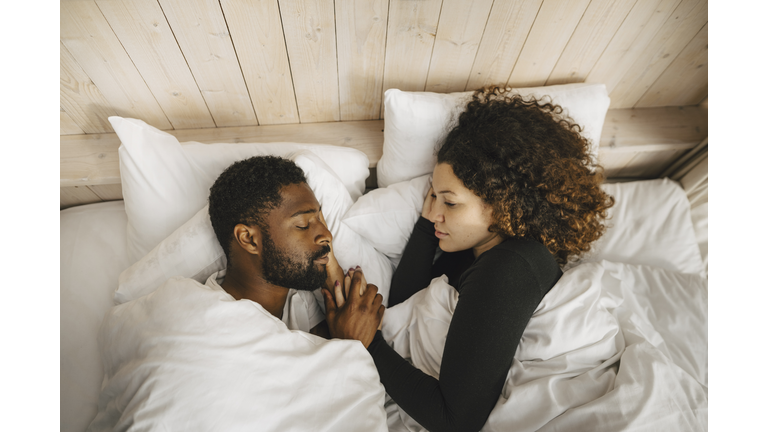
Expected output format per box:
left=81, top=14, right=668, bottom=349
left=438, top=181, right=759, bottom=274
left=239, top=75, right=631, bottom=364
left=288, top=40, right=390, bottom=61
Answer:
left=427, top=205, right=444, bottom=223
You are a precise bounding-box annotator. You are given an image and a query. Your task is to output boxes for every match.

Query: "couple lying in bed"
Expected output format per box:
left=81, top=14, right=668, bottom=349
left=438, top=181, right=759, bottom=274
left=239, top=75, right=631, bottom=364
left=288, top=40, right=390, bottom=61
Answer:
left=91, top=87, right=613, bottom=432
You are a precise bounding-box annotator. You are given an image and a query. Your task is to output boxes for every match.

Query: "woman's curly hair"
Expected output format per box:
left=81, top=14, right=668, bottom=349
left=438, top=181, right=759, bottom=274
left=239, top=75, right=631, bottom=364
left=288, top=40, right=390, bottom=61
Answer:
left=437, top=86, right=614, bottom=265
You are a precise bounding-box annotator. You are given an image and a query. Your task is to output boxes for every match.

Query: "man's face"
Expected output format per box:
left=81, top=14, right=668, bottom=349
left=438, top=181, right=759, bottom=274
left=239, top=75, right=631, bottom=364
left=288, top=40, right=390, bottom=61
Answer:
left=260, top=183, right=332, bottom=291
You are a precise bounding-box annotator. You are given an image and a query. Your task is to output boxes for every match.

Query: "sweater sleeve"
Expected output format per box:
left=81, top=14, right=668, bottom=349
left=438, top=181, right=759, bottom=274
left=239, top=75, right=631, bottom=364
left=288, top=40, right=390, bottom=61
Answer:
left=388, top=216, right=439, bottom=307
left=368, top=247, right=552, bottom=432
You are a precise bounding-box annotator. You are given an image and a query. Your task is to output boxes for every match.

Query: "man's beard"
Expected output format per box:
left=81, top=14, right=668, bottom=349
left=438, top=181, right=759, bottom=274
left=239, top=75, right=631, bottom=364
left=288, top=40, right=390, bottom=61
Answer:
left=260, top=230, right=330, bottom=291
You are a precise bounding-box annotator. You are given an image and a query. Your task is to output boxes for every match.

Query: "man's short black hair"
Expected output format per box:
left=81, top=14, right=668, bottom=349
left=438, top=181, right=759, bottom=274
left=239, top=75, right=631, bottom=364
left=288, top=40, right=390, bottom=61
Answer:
left=208, top=155, right=307, bottom=261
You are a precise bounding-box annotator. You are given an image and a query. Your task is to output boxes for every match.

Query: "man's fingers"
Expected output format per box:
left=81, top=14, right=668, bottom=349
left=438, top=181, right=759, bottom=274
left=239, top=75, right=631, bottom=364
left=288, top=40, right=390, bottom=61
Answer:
left=362, top=283, right=379, bottom=304
left=322, top=288, right=337, bottom=315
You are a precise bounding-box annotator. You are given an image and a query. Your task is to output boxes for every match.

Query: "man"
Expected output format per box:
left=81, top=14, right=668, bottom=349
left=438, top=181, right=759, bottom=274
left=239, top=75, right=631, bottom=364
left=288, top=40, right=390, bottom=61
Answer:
left=87, top=155, right=388, bottom=432
left=208, top=155, right=383, bottom=339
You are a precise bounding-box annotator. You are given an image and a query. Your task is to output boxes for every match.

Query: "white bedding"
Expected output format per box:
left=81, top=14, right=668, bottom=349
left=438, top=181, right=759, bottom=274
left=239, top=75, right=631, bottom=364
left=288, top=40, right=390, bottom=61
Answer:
left=382, top=261, right=707, bottom=431
left=87, top=276, right=387, bottom=432
left=61, top=179, right=708, bottom=432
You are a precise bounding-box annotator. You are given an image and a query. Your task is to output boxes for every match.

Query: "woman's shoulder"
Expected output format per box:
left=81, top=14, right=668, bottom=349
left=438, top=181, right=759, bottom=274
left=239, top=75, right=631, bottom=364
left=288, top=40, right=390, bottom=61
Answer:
left=471, top=238, right=562, bottom=290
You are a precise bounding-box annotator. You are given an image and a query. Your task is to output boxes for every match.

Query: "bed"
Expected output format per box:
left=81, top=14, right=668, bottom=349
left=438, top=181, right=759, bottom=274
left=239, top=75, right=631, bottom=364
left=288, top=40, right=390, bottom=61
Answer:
left=61, top=83, right=708, bottom=431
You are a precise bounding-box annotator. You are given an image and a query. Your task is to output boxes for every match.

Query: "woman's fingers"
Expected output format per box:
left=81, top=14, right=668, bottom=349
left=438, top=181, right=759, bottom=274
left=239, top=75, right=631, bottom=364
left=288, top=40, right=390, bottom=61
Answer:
left=333, top=280, right=345, bottom=308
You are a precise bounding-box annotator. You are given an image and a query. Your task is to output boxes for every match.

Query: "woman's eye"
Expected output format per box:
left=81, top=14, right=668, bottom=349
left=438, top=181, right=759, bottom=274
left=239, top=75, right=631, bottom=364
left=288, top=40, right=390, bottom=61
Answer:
left=431, top=194, right=437, bottom=199
left=296, top=225, right=310, bottom=230
left=444, top=202, right=456, bottom=207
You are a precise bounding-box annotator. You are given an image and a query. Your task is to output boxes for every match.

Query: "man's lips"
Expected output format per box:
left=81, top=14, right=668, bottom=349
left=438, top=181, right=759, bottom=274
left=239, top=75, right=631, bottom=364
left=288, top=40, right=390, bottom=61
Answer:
left=435, top=229, right=449, bottom=239
left=314, top=253, right=330, bottom=264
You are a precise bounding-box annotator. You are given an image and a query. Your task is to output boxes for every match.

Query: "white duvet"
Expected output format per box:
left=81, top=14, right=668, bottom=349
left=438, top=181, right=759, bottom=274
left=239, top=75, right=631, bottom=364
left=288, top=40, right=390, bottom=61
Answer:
left=87, top=277, right=387, bottom=432
left=381, top=260, right=707, bottom=432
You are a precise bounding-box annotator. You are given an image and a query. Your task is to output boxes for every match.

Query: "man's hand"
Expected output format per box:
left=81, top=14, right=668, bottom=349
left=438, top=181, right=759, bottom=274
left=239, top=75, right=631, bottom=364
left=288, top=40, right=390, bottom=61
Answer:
left=322, top=268, right=385, bottom=348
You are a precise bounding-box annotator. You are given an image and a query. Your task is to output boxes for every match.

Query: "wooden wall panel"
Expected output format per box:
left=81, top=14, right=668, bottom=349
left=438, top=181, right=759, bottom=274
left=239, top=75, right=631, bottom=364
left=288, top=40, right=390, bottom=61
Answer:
left=60, top=41, right=116, bottom=134
left=95, top=0, right=215, bottom=130
left=279, top=0, right=340, bottom=123
left=586, top=0, right=682, bottom=100
left=381, top=0, right=443, bottom=96
left=506, top=0, right=592, bottom=88
left=61, top=110, right=86, bottom=135
left=158, top=0, right=259, bottom=127
left=88, top=184, right=124, bottom=201
left=61, top=186, right=102, bottom=209
left=221, top=0, right=299, bottom=125
left=465, top=0, right=542, bottom=90
left=635, top=23, right=708, bottom=108
left=335, top=0, right=389, bottom=120
left=609, top=0, right=707, bottom=108
left=61, top=0, right=172, bottom=130
left=546, top=0, right=637, bottom=85
left=424, top=0, right=494, bottom=93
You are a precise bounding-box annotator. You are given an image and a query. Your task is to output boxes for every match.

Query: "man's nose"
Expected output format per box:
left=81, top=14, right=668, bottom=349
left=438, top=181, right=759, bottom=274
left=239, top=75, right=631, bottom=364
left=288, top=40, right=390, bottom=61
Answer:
left=316, top=221, right=332, bottom=244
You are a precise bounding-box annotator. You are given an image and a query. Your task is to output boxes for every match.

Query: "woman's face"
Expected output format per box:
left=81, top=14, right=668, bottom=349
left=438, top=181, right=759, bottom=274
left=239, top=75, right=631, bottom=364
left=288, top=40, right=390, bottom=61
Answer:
left=425, top=163, right=503, bottom=257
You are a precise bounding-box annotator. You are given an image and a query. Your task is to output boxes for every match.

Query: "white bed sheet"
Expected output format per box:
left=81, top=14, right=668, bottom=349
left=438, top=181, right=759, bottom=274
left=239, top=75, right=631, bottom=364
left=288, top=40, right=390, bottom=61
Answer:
left=61, top=201, right=132, bottom=432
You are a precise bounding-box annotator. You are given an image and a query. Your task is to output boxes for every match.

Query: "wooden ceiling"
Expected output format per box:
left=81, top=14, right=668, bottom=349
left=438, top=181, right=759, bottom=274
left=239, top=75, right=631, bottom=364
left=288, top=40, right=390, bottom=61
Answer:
left=61, top=0, right=708, bottom=135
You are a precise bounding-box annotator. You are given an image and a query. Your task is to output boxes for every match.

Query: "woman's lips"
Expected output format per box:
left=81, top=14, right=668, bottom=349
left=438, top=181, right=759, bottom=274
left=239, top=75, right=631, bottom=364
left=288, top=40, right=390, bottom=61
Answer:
left=435, top=230, right=449, bottom=239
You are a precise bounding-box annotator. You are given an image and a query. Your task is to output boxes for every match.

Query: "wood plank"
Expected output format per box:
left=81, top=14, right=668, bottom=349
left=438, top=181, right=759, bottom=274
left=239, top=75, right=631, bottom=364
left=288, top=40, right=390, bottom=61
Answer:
left=599, top=105, right=707, bottom=152
left=60, top=1, right=171, bottom=130
left=60, top=120, right=386, bottom=186
left=506, top=0, right=592, bottom=88
left=61, top=106, right=707, bottom=187
left=61, top=186, right=103, bottom=209
left=585, top=0, right=682, bottom=97
left=609, top=0, right=707, bottom=108
left=381, top=0, right=443, bottom=96
left=615, top=148, right=687, bottom=178
left=60, top=41, right=116, bottom=134
left=465, top=0, right=543, bottom=90
left=424, top=0, right=494, bottom=93
left=278, top=0, right=340, bottom=123
left=635, top=23, right=708, bottom=107
left=220, top=0, right=299, bottom=125
left=157, top=0, right=259, bottom=127
left=95, top=0, right=216, bottom=129
left=597, top=150, right=636, bottom=178
left=60, top=110, right=85, bottom=135
left=88, top=184, right=124, bottom=201
left=335, top=0, right=389, bottom=120
left=546, top=0, right=638, bottom=85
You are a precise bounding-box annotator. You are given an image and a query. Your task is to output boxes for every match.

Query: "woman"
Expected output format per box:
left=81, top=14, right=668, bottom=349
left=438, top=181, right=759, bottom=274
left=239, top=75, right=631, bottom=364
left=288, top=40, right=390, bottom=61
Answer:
left=321, top=86, right=614, bottom=432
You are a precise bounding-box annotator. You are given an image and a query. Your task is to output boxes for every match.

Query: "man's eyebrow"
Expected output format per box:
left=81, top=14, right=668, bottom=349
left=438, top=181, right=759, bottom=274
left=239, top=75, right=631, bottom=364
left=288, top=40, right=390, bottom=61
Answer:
left=290, top=206, right=321, bottom=218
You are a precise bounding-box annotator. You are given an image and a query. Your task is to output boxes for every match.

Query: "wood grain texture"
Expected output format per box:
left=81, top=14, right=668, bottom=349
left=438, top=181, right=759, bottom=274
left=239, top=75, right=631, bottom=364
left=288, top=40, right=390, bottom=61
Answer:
left=507, top=0, right=592, bottom=88
left=635, top=22, right=707, bottom=107
left=61, top=186, right=103, bottom=209
left=586, top=0, right=682, bottom=96
left=609, top=0, right=707, bottom=108
left=158, top=0, right=259, bottom=127
left=278, top=0, right=340, bottom=123
left=60, top=109, right=86, bottom=135
left=61, top=0, right=172, bottom=130
left=466, top=0, right=543, bottom=90
left=60, top=41, right=116, bottom=134
left=599, top=105, right=707, bottom=152
left=96, top=0, right=216, bottom=129
left=614, top=148, right=687, bottom=178
left=221, top=0, right=299, bottom=125
left=88, top=184, right=124, bottom=201
left=335, top=0, right=389, bottom=120
left=424, top=0, right=494, bottom=93
left=381, top=0, right=443, bottom=95
left=546, top=0, right=638, bottom=85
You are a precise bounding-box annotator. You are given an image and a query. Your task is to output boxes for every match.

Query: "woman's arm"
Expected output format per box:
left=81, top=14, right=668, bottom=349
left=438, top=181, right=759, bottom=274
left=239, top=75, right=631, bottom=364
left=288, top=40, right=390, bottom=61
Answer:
left=388, top=216, right=440, bottom=307
left=368, top=247, right=551, bottom=432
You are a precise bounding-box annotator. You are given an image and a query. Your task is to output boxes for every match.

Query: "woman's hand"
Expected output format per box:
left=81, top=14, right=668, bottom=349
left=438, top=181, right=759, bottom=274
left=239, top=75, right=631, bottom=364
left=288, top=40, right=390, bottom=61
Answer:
left=317, top=210, right=345, bottom=293
left=422, top=185, right=436, bottom=220
left=322, top=268, right=385, bottom=348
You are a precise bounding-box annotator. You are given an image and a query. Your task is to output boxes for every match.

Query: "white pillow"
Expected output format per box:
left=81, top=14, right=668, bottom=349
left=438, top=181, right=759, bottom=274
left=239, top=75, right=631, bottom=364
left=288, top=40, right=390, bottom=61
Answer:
left=342, top=174, right=431, bottom=268
left=582, top=178, right=705, bottom=276
left=343, top=177, right=704, bottom=277
left=110, top=116, right=370, bottom=264
left=377, top=83, right=610, bottom=188
left=117, top=150, right=394, bottom=305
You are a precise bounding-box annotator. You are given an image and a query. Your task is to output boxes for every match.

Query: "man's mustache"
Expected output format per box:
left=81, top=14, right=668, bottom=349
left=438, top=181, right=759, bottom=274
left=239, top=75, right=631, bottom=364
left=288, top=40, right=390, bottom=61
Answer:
left=311, top=244, right=332, bottom=261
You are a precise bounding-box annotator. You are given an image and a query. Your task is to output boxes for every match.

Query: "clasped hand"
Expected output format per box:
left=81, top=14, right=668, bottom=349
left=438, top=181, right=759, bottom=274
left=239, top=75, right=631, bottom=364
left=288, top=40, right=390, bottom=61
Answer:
left=322, top=267, right=384, bottom=348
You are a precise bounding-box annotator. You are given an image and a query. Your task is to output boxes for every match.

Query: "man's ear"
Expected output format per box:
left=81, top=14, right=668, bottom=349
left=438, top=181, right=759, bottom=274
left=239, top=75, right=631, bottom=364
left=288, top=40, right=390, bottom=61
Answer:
left=232, top=224, right=263, bottom=256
